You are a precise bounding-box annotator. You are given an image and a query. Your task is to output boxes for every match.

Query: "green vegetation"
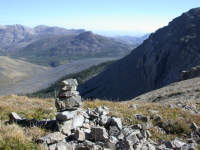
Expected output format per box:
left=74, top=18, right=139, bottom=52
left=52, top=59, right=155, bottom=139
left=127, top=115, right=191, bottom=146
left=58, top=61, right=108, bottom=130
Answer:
left=29, top=61, right=114, bottom=98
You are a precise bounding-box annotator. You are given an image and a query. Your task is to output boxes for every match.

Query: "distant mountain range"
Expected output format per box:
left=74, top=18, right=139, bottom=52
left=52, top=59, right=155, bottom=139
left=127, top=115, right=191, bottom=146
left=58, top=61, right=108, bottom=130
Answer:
left=79, top=7, right=200, bottom=101
left=114, top=34, right=149, bottom=46
left=0, top=25, right=140, bottom=66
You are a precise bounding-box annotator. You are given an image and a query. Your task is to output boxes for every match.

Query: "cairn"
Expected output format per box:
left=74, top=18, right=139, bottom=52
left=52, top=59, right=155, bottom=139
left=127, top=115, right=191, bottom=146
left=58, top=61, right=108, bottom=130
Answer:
left=55, top=79, right=86, bottom=136
left=55, top=79, right=82, bottom=111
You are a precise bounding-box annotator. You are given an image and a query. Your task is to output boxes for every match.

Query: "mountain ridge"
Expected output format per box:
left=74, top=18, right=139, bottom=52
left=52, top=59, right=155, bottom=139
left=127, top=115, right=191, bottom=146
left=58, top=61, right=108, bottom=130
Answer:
left=79, top=7, right=200, bottom=101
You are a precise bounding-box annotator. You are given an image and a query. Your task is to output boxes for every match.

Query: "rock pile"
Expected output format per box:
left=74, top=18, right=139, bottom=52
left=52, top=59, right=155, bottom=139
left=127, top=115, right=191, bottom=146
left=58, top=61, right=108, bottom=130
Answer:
left=34, top=79, right=198, bottom=150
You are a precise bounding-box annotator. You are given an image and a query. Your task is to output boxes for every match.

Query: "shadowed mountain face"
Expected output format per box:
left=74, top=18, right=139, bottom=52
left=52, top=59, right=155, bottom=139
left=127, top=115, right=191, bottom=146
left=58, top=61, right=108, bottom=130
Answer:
left=79, top=7, right=200, bottom=101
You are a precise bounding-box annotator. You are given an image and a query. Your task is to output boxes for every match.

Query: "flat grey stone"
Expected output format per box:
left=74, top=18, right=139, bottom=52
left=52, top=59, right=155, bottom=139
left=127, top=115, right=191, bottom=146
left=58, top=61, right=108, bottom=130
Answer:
left=58, top=90, right=79, bottom=98
left=55, top=95, right=82, bottom=111
left=37, top=132, right=66, bottom=144
left=61, top=79, right=78, bottom=86
left=9, top=112, right=22, bottom=121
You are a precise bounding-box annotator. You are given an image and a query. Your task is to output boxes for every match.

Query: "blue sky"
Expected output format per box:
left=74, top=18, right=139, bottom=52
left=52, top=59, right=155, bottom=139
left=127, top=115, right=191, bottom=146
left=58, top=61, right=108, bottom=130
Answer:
left=0, top=0, right=199, bottom=35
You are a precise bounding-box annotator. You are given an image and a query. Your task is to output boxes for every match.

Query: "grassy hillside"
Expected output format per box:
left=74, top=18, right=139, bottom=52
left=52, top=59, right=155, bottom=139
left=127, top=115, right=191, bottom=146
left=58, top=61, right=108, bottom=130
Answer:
left=29, top=61, right=114, bottom=98
left=0, top=56, right=49, bottom=90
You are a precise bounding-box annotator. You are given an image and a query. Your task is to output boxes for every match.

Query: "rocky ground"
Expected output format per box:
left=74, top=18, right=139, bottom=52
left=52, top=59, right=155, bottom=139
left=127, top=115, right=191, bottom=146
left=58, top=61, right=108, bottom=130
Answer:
left=1, top=77, right=200, bottom=149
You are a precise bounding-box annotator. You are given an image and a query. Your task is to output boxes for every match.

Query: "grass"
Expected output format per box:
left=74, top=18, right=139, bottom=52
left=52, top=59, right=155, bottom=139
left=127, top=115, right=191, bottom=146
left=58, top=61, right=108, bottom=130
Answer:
left=0, top=95, right=200, bottom=149
left=0, top=122, right=46, bottom=150
left=0, top=95, right=55, bottom=120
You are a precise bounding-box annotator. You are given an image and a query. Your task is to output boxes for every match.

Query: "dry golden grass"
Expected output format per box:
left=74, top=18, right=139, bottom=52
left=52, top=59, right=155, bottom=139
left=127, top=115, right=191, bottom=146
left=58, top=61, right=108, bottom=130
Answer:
left=0, top=94, right=56, bottom=120
left=0, top=121, right=46, bottom=150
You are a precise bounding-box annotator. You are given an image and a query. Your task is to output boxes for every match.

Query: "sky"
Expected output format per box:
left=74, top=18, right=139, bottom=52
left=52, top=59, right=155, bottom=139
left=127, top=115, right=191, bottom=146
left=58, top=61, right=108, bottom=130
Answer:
left=0, top=0, right=199, bottom=36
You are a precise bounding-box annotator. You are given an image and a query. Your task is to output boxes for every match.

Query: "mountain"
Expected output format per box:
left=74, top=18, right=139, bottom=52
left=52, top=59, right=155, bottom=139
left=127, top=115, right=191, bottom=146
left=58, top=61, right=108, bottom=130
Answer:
left=79, top=7, right=200, bottom=101
left=11, top=31, right=133, bottom=66
left=0, top=24, right=84, bottom=53
left=0, top=56, right=49, bottom=91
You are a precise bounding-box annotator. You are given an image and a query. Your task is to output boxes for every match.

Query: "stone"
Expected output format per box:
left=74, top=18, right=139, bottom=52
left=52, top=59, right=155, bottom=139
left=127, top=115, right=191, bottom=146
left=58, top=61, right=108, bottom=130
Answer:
left=74, top=129, right=85, bottom=141
left=129, top=104, right=138, bottom=110
left=61, top=85, right=77, bottom=91
left=122, top=127, right=134, bottom=137
left=109, top=136, right=118, bottom=144
left=49, top=144, right=56, bottom=150
left=95, top=106, right=109, bottom=115
left=116, top=140, right=133, bottom=150
left=37, top=132, right=66, bottom=144
left=56, top=111, right=76, bottom=122
left=106, top=117, right=122, bottom=130
left=117, top=133, right=125, bottom=140
left=181, top=144, right=196, bottom=150
left=146, top=130, right=152, bottom=138
left=191, top=122, right=199, bottom=131
left=57, top=120, right=72, bottom=136
left=131, top=124, right=142, bottom=130
left=55, top=95, right=82, bottom=111
left=59, top=91, right=79, bottom=98
left=108, top=125, right=121, bottom=137
left=72, top=113, right=84, bottom=129
left=126, top=132, right=140, bottom=146
left=9, top=112, right=22, bottom=121
left=91, top=127, right=109, bottom=142
left=134, top=114, right=149, bottom=123
left=99, top=115, right=108, bottom=126
left=56, top=109, right=85, bottom=122
left=61, top=79, right=78, bottom=86
left=171, top=138, right=186, bottom=149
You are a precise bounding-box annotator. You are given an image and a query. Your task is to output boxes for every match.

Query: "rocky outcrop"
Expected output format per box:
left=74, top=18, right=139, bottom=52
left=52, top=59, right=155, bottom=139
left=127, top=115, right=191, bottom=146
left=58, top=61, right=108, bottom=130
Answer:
left=79, top=7, right=200, bottom=101
left=181, top=66, right=200, bottom=80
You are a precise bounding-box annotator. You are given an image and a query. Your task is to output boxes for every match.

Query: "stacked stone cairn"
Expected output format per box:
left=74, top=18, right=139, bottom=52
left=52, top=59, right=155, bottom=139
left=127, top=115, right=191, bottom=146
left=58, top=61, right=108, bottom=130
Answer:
left=35, top=79, right=197, bottom=150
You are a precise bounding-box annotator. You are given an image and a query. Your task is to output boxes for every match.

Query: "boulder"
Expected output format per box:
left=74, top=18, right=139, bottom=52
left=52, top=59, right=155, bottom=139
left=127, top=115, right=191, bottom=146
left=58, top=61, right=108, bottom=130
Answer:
left=106, top=117, right=122, bottom=130
left=91, top=127, right=109, bottom=142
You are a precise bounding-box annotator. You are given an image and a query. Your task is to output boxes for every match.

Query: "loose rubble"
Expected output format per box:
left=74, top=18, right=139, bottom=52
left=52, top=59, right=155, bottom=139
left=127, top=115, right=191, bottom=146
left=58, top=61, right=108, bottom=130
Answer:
left=9, top=79, right=200, bottom=149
